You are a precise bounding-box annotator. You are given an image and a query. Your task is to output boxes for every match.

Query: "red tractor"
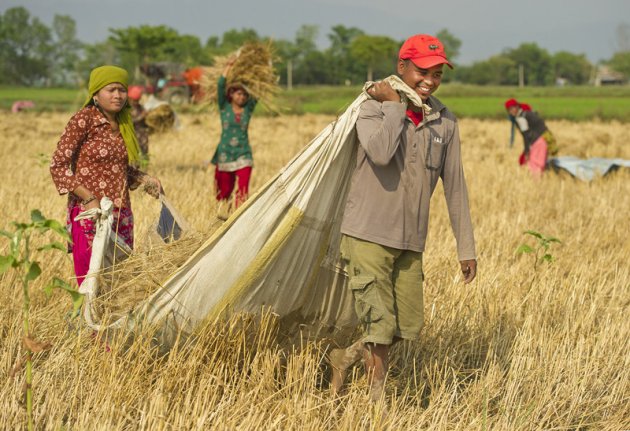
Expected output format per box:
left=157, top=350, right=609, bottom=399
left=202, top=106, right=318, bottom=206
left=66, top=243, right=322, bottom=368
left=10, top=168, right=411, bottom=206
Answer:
left=139, top=62, right=205, bottom=105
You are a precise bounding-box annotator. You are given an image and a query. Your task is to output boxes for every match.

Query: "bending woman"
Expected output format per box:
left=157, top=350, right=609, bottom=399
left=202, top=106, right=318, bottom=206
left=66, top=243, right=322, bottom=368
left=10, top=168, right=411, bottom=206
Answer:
left=50, top=65, right=161, bottom=286
left=505, top=98, right=558, bottom=175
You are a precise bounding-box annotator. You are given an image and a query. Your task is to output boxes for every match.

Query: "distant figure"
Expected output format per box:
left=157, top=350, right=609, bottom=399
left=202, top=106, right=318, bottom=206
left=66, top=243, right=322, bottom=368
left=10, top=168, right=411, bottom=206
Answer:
left=128, top=85, right=150, bottom=156
left=50, top=65, right=161, bottom=287
left=505, top=98, right=558, bottom=176
left=11, top=100, right=35, bottom=113
left=210, top=56, right=258, bottom=220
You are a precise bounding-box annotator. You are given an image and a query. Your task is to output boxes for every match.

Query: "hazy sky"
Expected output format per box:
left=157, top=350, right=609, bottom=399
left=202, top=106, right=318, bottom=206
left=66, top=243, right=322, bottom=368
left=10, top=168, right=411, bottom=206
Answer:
left=3, top=0, right=629, bottom=65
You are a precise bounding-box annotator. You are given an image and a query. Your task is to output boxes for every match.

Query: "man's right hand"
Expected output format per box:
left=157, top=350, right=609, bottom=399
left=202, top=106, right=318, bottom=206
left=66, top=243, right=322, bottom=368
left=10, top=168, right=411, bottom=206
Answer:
left=367, top=81, right=400, bottom=103
left=460, top=259, right=477, bottom=284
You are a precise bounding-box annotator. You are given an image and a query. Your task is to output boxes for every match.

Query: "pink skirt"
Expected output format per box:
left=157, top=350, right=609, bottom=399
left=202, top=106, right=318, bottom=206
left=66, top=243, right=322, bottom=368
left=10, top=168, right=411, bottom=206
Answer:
left=68, top=204, right=134, bottom=286
left=527, top=137, right=548, bottom=176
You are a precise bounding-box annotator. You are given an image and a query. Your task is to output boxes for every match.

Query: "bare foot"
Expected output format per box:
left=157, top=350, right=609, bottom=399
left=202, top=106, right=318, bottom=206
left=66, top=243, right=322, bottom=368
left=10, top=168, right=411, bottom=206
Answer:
left=369, top=374, right=386, bottom=402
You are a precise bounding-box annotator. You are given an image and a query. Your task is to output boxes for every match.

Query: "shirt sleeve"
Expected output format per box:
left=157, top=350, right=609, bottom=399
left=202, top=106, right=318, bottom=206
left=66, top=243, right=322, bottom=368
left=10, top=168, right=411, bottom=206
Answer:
left=355, top=100, right=407, bottom=166
left=441, top=118, right=477, bottom=261
left=49, top=110, right=90, bottom=195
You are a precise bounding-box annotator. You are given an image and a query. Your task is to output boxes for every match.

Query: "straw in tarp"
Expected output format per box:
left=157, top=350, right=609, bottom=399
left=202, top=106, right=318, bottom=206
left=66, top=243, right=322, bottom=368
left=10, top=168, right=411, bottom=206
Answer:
left=80, top=75, right=431, bottom=348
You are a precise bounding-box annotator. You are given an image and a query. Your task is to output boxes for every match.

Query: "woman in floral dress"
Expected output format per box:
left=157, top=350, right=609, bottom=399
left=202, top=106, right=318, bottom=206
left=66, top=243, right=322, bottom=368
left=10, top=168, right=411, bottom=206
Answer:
left=50, top=65, right=161, bottom=286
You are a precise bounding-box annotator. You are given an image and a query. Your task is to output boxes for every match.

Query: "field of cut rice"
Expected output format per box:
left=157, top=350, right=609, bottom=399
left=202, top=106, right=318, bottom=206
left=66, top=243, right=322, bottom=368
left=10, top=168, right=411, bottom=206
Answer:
left=0, top=110, right=629, bottom=430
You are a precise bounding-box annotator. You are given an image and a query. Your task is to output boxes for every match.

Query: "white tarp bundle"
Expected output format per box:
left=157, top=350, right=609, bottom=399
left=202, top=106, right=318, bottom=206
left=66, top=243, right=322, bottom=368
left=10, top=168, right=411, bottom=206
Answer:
left=82, top=76, right=429, bottom=347
left=76, top=197, right=132, bottom=328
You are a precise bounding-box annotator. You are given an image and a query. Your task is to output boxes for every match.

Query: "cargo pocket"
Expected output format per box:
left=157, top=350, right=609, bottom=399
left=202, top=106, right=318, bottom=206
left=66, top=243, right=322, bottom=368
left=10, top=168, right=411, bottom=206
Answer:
left=350, top=275, right=383, bottom=325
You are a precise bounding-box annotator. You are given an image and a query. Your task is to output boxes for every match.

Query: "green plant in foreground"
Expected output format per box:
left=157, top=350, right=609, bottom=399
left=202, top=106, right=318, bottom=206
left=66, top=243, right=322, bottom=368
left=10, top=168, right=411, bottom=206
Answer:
left=0, top=209, right=83, bottom=431
left=516, top=230, right=562, bottom=271
left=516, top=230, right=562, bottom=306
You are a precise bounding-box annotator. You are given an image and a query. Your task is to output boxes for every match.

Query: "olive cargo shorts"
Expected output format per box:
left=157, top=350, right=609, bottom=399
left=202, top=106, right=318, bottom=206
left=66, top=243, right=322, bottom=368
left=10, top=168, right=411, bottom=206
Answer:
left=340, top=235, right=424, bottom=345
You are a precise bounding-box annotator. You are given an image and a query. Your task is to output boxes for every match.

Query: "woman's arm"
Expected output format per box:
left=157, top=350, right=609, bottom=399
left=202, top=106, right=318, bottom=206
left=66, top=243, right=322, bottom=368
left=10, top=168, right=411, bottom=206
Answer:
left=218, top=56, right=237, bottom=108
left=217, top=76, right=227, bottom=108
left=73, top=184, right=100, bottom=209
left=127, top=165, right=161, bottom=198
left=246, top=95, right=258, bottom=112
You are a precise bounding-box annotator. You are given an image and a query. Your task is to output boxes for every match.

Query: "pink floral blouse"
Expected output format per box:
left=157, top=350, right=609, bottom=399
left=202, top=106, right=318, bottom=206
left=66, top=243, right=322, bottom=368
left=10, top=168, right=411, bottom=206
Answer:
left=50, top=106, right=144, bottom=209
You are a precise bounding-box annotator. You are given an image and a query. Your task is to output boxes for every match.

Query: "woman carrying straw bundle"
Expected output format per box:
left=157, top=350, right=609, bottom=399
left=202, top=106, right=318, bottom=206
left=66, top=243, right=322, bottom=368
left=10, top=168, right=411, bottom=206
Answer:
left=50, top=65, right=161, bottom=286
left=210, top=56, right=258, bottom=220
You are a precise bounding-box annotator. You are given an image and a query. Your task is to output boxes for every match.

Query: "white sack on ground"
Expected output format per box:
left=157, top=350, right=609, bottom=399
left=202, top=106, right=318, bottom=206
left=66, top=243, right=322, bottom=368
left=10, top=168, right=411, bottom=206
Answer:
left=84, top=76, right=429, bottom=347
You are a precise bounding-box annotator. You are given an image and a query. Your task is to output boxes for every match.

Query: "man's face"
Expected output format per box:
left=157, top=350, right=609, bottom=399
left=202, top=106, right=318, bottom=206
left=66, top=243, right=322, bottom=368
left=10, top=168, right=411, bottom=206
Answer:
left=397, top=60, right=444, bottom=101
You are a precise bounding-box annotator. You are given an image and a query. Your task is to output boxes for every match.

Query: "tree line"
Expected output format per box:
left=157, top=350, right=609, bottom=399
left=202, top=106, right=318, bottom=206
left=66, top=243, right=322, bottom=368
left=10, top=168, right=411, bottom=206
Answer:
left=1, top=6, right=629, bottom=87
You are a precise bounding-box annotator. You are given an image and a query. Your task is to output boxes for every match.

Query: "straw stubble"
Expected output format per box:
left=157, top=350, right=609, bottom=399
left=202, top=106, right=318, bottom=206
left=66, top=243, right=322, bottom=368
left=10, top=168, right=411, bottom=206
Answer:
left=0, top=112, right=628, bottom=429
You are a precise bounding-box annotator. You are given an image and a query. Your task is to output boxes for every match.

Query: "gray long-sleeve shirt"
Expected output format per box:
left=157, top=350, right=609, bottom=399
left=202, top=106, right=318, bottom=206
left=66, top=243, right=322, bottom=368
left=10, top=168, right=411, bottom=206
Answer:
left=340, top=97, right=476, bottom=261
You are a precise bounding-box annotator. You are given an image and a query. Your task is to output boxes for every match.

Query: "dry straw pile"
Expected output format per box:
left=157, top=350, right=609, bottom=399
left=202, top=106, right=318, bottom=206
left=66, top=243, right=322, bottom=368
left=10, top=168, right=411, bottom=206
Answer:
left=199, top=41, right=280, bottom=111
left=145, top=104, right=177, bottom=133
left=0, top=111, right=629, bottom=429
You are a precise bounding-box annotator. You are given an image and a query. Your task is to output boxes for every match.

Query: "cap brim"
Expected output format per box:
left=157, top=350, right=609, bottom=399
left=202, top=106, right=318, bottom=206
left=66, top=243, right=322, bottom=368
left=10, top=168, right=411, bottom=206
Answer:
left=409, top=56, right=453, bottom=70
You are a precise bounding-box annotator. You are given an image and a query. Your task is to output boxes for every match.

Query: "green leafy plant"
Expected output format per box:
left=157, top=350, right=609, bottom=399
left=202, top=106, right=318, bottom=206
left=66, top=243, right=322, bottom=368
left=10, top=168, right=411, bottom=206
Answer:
left=516, top=230, right=562, bottom=307
left=516, top=230, right=562, bottom=271
left=0, top=209, right=83, bottom=431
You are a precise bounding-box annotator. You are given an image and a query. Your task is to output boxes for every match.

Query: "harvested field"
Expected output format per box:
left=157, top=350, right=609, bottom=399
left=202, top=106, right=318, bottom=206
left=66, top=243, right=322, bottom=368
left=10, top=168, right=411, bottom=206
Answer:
left=1, top=111, right=629, bottom=430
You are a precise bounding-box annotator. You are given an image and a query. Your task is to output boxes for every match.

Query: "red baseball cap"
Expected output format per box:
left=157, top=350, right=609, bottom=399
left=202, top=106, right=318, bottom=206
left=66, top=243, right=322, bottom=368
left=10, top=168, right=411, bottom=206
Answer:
left=399, top=34, right=453, bottom=69
left=504, top=98, right=519, bottom=109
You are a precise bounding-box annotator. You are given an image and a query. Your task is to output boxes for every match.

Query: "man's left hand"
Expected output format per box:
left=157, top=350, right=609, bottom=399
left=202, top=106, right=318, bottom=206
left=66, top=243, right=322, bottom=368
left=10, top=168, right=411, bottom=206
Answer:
left=460, top=259, right=477, bottom=284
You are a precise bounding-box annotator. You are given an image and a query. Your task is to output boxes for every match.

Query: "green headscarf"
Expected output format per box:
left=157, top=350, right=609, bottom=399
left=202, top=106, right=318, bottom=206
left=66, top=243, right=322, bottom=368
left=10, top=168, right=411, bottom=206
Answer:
left=83, top=65, right=142, bottom=164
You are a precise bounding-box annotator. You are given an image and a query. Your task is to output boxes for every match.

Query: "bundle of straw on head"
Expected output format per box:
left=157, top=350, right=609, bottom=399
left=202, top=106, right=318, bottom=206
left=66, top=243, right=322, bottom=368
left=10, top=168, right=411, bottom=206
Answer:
left=199, top=41, right=280, bottom=111
left=145, top=104, right=176, bottom=133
